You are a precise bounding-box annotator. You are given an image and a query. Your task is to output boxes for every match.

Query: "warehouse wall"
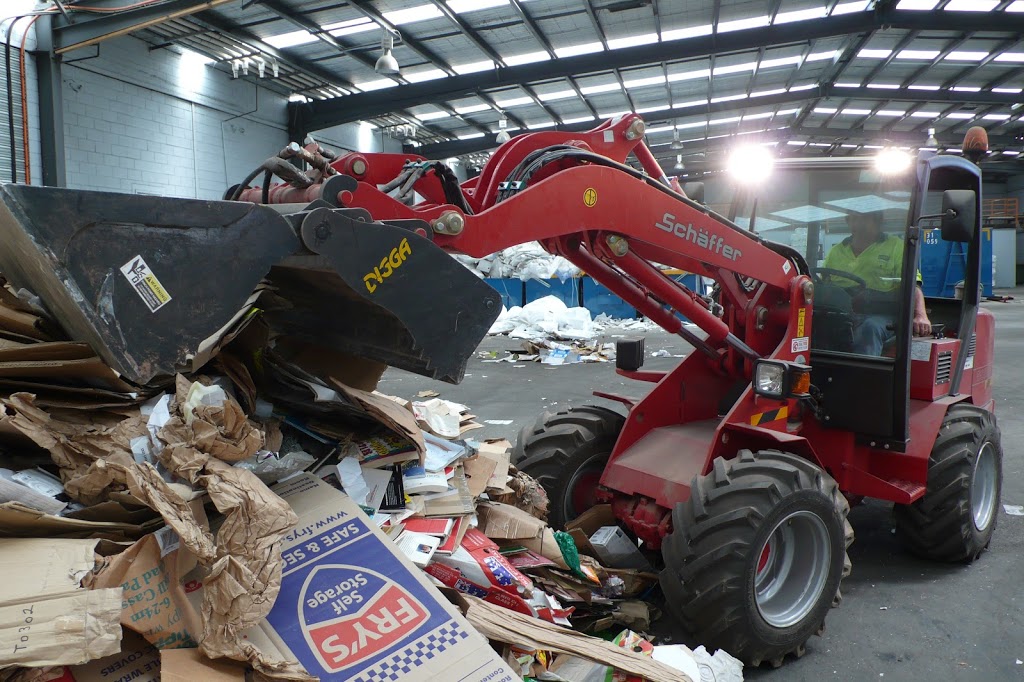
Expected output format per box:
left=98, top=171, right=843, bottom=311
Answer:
left=61, top=36, right=289, bottom=199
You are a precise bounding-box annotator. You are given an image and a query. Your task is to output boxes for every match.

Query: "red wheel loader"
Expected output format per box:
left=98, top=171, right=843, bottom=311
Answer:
left=0, top=114, right=998, bottom=668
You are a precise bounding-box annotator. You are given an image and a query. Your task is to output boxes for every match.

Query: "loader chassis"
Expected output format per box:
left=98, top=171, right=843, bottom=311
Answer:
left=223, top=114, right=999, bottom=665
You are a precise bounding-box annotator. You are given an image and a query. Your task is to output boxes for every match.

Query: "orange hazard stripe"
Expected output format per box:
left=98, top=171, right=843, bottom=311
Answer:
left=750, top=405, right=789, bottom=426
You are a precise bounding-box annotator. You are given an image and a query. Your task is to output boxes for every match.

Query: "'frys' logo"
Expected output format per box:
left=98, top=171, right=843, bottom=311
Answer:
left=364, top=238, right=411, bottom=293
left=299, top=565, right=430, bottom=673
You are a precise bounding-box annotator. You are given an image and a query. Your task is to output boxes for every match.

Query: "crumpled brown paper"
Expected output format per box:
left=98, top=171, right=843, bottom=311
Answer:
left=180, top=375, right=263, bottom=463
left=158, top=376, right=305, bottom=679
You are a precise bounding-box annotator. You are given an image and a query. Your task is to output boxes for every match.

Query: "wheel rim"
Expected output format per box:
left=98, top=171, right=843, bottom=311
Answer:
left=754, top=510, right=832, bottom=629
left=564, top=455, right=606, bottom=522
left=971, top=441, right=998, bottom=532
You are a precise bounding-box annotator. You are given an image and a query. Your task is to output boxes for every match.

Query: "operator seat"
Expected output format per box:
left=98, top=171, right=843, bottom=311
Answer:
left=811, top=283, right=855, bottom=353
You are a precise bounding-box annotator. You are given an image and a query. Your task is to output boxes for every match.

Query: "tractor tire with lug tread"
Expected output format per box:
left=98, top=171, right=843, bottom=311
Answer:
left=893, top=403, right=1002, bottom=563
left=512, top=405, right=625, bottom=530
left=660, top=449, right=853, bottom=668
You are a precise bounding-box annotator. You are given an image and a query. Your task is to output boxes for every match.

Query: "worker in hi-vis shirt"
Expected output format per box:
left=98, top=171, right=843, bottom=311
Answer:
left=824, top=211, right=932, bottom=356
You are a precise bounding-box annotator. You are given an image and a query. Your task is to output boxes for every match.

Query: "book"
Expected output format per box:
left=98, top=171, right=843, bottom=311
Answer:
left=346, top=432, right=418, bottom=468
left=403, top=516, right=455, bottom=537
left=402, top=463, right=450, bottom=495
left=395, top=531, right=441, bottom=567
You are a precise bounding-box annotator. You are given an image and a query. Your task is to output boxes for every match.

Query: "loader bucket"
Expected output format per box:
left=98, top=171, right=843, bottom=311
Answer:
left=0, top=184, right=499, bottom=386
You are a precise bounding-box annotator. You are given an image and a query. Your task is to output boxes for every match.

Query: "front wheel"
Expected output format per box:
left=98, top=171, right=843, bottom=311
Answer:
left=660, top=450, right=853, bottom=667
left=894, top=403, right=1002, bottom=562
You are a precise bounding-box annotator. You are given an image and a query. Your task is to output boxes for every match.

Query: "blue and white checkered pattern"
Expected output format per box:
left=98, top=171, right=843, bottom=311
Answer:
left=351, top=621, right=470, bottom=682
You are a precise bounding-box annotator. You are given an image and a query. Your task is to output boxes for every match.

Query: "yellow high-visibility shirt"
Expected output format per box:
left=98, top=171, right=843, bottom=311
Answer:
left=824, top=235, right=922, bottom=292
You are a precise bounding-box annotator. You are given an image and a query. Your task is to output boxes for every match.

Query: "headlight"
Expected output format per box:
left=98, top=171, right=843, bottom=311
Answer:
left=752, top=360, right=812, bottom=400
left=755, top=362, right=786, bottom=398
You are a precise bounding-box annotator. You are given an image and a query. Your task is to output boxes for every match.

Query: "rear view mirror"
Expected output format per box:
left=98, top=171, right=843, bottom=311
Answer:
left=940, top=189, right=976, bottom=242
left=683, top=182, right=705, bottom=204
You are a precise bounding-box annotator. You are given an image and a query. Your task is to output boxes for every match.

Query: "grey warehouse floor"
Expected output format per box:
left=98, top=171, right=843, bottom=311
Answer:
left=380, top=293, right=1024, bottom=681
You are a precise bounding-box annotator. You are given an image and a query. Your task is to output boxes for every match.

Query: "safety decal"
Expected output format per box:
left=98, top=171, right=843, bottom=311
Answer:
left=584, top=188, right=598, bottom=207
left=796, top=307, right=806, bottom=337
left=782, top=261, right=792, bottom=274
left=120, top=255, right=172, bottom=313
left=750, top=405, right=789, bottom=426
left=791, top=336, right=810, bottom=353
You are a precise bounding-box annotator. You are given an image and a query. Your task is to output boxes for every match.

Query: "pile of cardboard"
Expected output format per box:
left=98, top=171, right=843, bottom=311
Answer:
left=0, top=272, right=723, bottom=682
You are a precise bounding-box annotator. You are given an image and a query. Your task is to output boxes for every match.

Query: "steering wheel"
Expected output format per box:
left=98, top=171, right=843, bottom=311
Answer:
left=811, top=268, right=868, bottom=297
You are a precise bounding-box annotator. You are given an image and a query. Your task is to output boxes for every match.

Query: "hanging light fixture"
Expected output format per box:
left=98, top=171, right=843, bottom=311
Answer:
left=671, top=128, right=684, bottom=150
left=495, top=116, right=511, bottom=144
left=674, top=154, right=685, bottom=171
left=375, top=29, right=400, bottom=75
left=925, top=127, right=939, bottom=148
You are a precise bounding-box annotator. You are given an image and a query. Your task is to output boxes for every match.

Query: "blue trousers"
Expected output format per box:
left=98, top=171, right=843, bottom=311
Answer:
left=853, top=314, right=891, bottom=356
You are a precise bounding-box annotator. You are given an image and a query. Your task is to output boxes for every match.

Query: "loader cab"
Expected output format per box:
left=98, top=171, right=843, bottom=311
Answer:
left=738, top=154, right=982, bottom=449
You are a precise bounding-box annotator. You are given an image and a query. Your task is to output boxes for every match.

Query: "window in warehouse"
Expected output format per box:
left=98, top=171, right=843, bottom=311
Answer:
left=0, top=30, right=27, bottom=184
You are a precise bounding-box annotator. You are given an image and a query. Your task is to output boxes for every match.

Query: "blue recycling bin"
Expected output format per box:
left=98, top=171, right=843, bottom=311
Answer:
left=524, top=277, right=581, bottom=307
left=581, top=277, right=637, bottom=319
left=483, top=278, right=523, bottom=309
left=920, top=227, right=993, bottom=298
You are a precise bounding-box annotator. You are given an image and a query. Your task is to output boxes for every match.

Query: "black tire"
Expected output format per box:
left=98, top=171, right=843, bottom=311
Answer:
left=660, top=450, right=853, bottom=668
left=893, top=403, right=1002, bottom=563
left=512, top=405, right=624, bottom=529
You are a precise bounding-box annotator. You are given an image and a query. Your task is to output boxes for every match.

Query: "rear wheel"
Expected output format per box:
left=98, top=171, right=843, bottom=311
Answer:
left=660, top=450, right=852, bottom=667
left=512, top=405, right=624, bottom=529
left=894, top=403, right=1002, bottom=562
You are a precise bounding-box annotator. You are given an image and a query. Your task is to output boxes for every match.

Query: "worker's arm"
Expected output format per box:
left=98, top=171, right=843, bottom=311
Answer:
left=913, top=284, right=931, bottom=336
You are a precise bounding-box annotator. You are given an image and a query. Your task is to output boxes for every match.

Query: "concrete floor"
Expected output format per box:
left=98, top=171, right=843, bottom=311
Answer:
left=380, top=295, right=1024, bottom=681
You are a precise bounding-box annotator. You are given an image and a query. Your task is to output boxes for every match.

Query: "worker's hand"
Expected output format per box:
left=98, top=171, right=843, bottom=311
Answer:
left=913, top=311, right=932, bottom=337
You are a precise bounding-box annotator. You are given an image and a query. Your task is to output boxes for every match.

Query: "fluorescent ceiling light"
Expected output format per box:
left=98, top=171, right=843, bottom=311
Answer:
left=832, top=1, right=872, bottom=14
left=910, top=111, right=941, bottom=118
left=751, top=88, right=787, bottom=97
left=504, top=51, right=548, bottom=66
left=760, top=56, right=803, bottom=69
left=673, top=98, right=709, bottom=109
left=774, top=7, right=827, bottom=23
left=952, top=86, right=981, bottom=92
left=562, top=115, right=596, bottom=124
left=453, top=60, right=494, bottom=74
left=787, top=140, right=808, bottom=145
left=598, top=110, right=630, bottom=119
left=324, top=17, right=374, bottom=37
left=715, top=61, right=757, bottom=75
left=635, top=104, right=670, bottom=114
left=667, top=68, right=711, bottom=82
left=710, top=94, right=746, bottom=103
left=288, top=93, right=308, bottom=103
left=454, top=103, right=491, bottom=114
left=355, top=78, right=399, bottom=92
left=405, top=68, right=447, bottom=83
left=841, top=108, right=872, bottom=115
left=554, top=41, right=604, bottom=58
left=538, top=89, right=576, bottom=101
left=580, top=82, right=620, bottom=95
left=896, top=0, right=937, bottom=8
left=859, top=49, right=892, bottom=58
left=457, top=132, right=485, bottom=140
left=661, top=24, right=713, bottom=41
left=645, top=125, right=674, bottom=134
left=984, top=113, right=1011, bottom=120
left=876, top=110, right=907, bottom=116
left=383, top=5, right=443, bottom=25
left=676, top=121, right=707, bottom=129
left=623, top=75, right=666, bottom=89
left=994, top=52, right=1024, bottom=62
left=946, top=51, right=990, bottom=60
left=527, top=121, right=556, bottom=129
left=807, top=50, right=840, bottom=61
left=493, top=95, right=532, bottom=107
left=709, top=115, right=742, bottom=125
left=908, top=84, right=941, bottom=90
left=897, top=50, right=941, bottom=59
left=743, top=111, right=775, bottom=120
left=608, top=33, right=659, bottom=50
left=718, top=15, right=770, bottom=32
left=447, top=0, right=508, bottom=12
left=943, top=0, right=998, bottom=9
left=867, top=83, right=900, bottom=89
left=814, top=107, right=838, bottom=114
left=993, top=87, right=1024, bottom=93
left=808, top=142, right=831, bottom=147
left=1007, top=0, right=1024, bottom=10
left=777, top=108, right=801, bottom=116
left=264, top=30, right=314, bottom=49
left=835, top=81, right=861, bottom=87
left=416, top=111, right=451, bottom=121
left=945, top=112, right=975, bottom=119
left=788, top=83, right=817, bottom=91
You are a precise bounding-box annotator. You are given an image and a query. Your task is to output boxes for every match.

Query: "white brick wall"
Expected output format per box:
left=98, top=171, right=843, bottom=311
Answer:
left=61, top=36, right=289, bottom=199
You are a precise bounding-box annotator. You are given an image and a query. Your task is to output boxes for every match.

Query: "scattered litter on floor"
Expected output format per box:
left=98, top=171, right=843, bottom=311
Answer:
left=1003, top=504, right=1024, bottom=516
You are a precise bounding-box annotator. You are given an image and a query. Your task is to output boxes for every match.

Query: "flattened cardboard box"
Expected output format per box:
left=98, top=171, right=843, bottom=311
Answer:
left=244, top=474, right=518, bottom=682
